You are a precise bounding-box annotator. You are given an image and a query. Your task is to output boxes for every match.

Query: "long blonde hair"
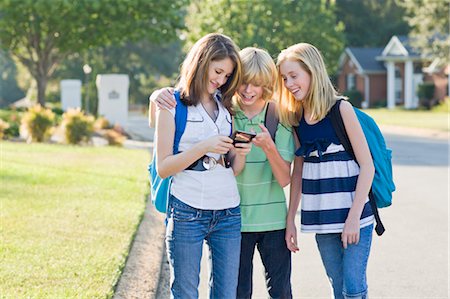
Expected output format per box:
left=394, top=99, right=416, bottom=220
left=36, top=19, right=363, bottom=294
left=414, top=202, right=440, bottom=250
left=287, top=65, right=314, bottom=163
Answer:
left=177, top=33, right=242, bottom=111
left=276, top=43, right=339, bottom=126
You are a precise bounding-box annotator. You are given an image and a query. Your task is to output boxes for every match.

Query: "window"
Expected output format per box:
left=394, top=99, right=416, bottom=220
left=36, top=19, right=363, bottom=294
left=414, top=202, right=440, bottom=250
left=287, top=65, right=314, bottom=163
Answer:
left=347, top=74, right=356, bottom=90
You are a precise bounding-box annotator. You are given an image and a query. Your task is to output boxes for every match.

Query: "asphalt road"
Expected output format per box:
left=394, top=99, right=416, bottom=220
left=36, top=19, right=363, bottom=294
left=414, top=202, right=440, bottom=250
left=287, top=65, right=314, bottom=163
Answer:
left=194, top=133, right=449, bottom=298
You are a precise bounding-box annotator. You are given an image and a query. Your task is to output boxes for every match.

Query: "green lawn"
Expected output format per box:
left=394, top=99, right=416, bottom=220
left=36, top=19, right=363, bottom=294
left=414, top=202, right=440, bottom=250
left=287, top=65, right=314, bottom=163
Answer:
left=1, top=141, right=150, bottom=298
left=365, top=108, right=449, bottom=131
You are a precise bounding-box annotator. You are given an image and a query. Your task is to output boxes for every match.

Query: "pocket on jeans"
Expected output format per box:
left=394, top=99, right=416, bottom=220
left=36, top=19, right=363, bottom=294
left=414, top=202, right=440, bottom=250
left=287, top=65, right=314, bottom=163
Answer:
left=225, top=206, right=241, bottom=216
left=172, top=204, right=200, bottom=222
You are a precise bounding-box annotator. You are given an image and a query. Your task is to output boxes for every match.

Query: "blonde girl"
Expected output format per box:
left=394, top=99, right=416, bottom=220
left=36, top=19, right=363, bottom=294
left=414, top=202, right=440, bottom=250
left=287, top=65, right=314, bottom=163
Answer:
left=278, top=43, right=375, bottom=299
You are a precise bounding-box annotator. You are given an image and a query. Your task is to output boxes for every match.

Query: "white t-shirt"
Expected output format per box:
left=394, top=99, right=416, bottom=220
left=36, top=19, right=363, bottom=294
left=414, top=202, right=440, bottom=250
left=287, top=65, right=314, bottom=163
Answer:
left=168, top=96, right=240, bottom=210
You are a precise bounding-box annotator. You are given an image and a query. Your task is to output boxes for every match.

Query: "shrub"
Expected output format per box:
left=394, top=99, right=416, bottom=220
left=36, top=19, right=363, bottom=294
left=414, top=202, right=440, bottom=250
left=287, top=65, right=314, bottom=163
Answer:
left=0, top=109, right=22, bottom=138
left=94, top=116, right=111, bottom=130
left=62, top=109, right=94, bottom=144
left=21, top=105, right=55, bottom=142
left=343, top=89, right=363, bottom=108
left=417, top=82, right=436, bottom=109
left=103, top=129, right=126, bottom=146
left=0, top=119, right=10, bottom=139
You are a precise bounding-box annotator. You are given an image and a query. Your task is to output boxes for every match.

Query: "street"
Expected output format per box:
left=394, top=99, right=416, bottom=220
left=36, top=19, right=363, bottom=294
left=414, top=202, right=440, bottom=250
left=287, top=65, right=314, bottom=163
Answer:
left=196, top=132, right=449, bottom=298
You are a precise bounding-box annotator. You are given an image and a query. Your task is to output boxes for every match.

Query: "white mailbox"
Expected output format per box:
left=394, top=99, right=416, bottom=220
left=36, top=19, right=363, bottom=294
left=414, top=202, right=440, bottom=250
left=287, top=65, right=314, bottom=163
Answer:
left=96, top=74, right=129, bottom=126
left=60, top=80, right=82, bottom=111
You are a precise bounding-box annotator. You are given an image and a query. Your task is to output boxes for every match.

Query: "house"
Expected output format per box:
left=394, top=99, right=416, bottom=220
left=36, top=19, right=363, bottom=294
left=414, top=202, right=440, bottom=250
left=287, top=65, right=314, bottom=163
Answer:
left=337, top=35, right=449, bottom=109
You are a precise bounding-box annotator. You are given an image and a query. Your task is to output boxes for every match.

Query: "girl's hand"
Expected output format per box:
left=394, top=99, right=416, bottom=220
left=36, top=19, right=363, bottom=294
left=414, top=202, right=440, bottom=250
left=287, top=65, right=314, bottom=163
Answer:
left=341, top=216, right=360, bottom=249
left=285, top=220, right=299, bottom=253
left=233, top=141, right=252, bottom=157
left=201, top=135, right=234, bottom=155
left=150, top=87, right=176, bottom=110
left=252, top=124, right=275, bottom=152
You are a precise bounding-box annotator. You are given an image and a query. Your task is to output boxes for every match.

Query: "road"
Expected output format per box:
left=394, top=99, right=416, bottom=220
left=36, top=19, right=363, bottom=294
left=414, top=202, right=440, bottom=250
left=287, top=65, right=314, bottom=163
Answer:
left=194, top=133, right=450, bottom=298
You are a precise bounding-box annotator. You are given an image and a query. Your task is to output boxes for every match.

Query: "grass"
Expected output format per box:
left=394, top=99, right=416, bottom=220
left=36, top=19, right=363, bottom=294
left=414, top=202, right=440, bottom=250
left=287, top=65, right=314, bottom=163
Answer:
left=0, top=141, right=150, bottom=298
left=364, top=107, right=449, bottom=132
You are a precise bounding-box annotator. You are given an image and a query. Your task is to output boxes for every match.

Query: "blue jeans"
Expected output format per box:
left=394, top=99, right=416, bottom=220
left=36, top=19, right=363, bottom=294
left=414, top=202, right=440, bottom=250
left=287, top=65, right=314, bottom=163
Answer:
left=237, top=229, right=292, bottom=299
left=315, top=224, right=373, bottom=299
left=166, top=196, right=242, bottom=299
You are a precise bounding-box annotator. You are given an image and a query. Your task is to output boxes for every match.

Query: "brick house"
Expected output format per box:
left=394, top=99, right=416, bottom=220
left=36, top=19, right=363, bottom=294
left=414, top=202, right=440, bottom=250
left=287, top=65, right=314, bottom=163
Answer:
left=337, top=35, right=449, bottom=108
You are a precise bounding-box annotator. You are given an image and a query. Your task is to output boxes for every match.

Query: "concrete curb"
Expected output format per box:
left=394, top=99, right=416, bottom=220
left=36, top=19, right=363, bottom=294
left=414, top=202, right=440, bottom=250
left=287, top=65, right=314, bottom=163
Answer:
left=113, top=198, right=166, bottom=299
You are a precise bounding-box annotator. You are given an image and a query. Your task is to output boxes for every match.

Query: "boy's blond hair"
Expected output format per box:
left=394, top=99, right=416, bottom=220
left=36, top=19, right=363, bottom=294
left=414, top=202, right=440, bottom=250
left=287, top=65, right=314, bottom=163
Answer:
left=276, top=43, right=339, bottom=126
left=234, top=47, right=277, bottom=105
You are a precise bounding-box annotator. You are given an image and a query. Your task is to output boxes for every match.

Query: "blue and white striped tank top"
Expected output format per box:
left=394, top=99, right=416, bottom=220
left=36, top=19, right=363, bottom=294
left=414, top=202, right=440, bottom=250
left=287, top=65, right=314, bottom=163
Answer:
left=295, top=114, right=374, bottom=234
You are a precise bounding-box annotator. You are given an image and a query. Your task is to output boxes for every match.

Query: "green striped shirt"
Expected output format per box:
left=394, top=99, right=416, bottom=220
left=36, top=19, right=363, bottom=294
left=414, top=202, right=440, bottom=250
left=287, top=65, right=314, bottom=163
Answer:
left=234, top=103, right=295, bottom=232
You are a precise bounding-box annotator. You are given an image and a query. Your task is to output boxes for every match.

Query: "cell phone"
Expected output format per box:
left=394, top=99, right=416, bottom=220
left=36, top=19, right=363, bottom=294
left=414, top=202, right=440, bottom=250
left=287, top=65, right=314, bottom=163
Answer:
left=231, top=130, right=257, bottom=144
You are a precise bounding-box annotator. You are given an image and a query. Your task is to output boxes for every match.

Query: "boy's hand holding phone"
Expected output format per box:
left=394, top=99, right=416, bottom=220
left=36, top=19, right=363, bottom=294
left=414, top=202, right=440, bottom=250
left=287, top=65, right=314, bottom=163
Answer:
left=252, top=124, right=275, bottom=152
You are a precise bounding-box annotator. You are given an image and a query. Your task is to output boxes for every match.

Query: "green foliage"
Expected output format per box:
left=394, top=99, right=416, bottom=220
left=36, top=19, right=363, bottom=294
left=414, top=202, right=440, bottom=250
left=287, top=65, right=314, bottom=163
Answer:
left=185, top=0, right=345, bottom=73
left=343, top=89, right=363, bottom=108
left=0, top=0, right=188, bottom=105
left=418, top=82, right=436, bottom=108
left=335, top=0, right=409, bottom=47
left=21, top=105, right=55, bottom=142
left=400, top=0, right=450, bottom=63
left=62, top=109, right=95, bottom=144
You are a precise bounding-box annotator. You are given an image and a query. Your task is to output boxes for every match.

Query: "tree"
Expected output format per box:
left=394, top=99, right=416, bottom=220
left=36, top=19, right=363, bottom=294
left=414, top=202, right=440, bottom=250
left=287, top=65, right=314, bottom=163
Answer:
left=335, top=0, right=410, bottom=47
left=184, top=0, right=345, bottom=73
left=0, top=0, right=187, bottom=106
left=400, top=0, right=450, bottom=63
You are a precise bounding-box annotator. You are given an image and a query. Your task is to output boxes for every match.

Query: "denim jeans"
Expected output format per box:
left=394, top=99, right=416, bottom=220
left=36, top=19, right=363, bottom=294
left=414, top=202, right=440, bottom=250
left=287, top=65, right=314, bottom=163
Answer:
left=166, top=195, right=242, bottom=299
left=315, top=224, right=373, bottom=299
left=237, top=229, right=292, bottom=299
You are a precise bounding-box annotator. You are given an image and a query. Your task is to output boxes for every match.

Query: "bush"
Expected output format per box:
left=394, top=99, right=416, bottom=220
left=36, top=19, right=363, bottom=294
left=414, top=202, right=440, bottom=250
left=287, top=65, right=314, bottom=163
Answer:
left=343, top=89, right=363, bottom=108
left=103, top=129, right=126, bottom=146
left=0, top=109, right=22, bottom=138
left=62, top=109, right=95, bottom=144
left=0, top=119, right=10, bottom=139
left=94, top=116, right=111, bottom=130
left=417, top=82, right=436, bottom=109
left=21, top=105, right=55, bottom=142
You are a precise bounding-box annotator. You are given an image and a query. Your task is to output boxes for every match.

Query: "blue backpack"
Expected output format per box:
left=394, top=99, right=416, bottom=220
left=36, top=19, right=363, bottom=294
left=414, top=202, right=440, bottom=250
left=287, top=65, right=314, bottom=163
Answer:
left=330, top=99, right=396, bottom=236
left=148, top=91, right=187, bottom=213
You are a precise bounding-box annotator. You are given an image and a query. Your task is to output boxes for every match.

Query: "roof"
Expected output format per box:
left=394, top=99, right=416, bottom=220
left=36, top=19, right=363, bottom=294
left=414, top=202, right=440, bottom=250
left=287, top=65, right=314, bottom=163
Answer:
left=348, top=47, right=386, bottom=72
left=339, top=47, right=385, bottom=73
left=379, top=35, right=422, bottom=60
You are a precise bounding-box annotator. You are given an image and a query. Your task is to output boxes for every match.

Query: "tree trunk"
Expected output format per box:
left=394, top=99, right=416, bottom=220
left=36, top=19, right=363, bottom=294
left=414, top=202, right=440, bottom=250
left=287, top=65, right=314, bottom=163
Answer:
left=36, top=75, right=48, bottom=107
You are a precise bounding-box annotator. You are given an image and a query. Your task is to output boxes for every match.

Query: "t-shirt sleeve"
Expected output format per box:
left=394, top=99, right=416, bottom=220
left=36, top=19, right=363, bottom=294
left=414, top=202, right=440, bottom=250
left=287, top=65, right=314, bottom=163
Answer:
left=275, top=123, right=295, bottom=162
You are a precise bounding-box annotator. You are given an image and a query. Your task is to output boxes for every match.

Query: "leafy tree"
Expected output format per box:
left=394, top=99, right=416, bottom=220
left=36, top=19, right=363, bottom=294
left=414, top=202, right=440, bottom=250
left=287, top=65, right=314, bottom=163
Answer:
left=400, top=0, right=450, bottom=63
left=185, top=0, right=345, bottom=73
left=335, top=0, right=410, bottom=47
left=0, top=0, right=187, bottom=106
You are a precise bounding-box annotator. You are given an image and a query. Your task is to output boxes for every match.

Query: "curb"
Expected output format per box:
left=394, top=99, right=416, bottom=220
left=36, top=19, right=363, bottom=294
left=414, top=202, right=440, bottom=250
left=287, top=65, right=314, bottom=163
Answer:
left=113, top=198, right=166, bottom=299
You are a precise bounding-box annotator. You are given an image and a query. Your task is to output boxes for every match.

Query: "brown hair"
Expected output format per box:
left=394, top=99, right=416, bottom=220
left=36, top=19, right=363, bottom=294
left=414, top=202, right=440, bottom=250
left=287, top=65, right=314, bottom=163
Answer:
left=176, top=33, right=242, bottom=111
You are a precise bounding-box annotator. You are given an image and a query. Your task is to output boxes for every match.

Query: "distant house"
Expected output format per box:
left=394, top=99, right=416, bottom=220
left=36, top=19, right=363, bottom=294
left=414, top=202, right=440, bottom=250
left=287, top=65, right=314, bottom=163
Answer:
left=337, top=35, right=449, bottom=109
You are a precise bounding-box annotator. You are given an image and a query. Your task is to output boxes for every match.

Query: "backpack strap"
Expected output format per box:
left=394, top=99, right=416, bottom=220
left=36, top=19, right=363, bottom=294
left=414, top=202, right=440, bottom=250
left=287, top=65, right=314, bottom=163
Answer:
left=329, top=99, right=385, bottom=236
left=264, top=101, right=279, bottom=141
left=173, top=90, right=187, bottom=154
